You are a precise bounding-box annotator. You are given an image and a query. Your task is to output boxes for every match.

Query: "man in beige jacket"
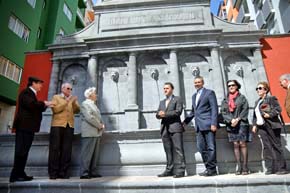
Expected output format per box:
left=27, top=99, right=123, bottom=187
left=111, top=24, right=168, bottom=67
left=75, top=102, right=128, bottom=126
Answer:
left=280, top=74, right=290, bottom=118
left=48, top=83, right=80, bottom=179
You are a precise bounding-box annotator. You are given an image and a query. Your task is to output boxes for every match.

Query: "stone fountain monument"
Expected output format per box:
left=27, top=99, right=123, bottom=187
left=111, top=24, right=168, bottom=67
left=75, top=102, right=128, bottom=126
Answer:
left=1, top=0, right=274, bottom=177
left=43, top=0, right=269, bottom=176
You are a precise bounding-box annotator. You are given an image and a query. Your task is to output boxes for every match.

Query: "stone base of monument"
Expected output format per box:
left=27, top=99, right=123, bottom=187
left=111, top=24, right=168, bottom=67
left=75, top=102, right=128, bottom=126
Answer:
left=1, top=174, right=290, bottom=193
left=0, top=127, right=290, bottom=178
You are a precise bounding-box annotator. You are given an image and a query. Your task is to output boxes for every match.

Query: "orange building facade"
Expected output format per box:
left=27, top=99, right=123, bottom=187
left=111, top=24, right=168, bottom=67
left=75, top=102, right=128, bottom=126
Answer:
left=19, top=51, right=52, bottom=101
left=260, top=34, right=290, bottom=123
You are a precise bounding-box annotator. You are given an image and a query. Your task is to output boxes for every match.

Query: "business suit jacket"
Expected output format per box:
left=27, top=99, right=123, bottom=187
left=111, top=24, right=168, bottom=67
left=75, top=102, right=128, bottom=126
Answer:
left=51, top=94, right=80, bottom=128
left=13, top=87, right=47, bottom=133
left=156, top=95, right=184, bottom=134
left=184, top=88, right=218, bottom=132
left=285, top=89, right=290, bottom=118
left=253, top=95, right=283, bottom=129
left=80, top=99, right=103, bottom=138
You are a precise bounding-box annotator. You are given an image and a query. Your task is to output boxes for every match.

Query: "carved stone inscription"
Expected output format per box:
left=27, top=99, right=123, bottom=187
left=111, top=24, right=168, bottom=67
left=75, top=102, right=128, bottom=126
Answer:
left=101, top=7, right=204, bottom=31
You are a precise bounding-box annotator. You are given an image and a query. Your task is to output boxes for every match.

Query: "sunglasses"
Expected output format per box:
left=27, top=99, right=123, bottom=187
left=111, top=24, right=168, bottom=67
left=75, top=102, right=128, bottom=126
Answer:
left=66, top=87, right=72, bottom=91
left=256, top=87, right=265, bottom=91
left=227, top=84, right=236, bottom=88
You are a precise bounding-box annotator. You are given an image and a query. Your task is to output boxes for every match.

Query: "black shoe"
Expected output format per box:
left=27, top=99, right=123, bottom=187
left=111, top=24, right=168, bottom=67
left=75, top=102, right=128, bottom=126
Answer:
left=173, top=173, right=185, bottom=178
left=276, top=171, right=287, bottom=175
left=199, top=170, right=217, bottom=177
left=49, top=176, right=57, bottom=180
left=157, top=172, right=173, bottom=177
left=242, top=168, right=250, bottom=175
left=80, top=175, right=91, bottom=179
left=9, top=175, right=33, bottom=183
left=90, top=174, right=102, bottom=178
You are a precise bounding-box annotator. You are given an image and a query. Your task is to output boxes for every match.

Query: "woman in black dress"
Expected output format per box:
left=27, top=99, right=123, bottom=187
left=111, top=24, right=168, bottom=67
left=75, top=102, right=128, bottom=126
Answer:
left=221, top=80, right=251, bottom=175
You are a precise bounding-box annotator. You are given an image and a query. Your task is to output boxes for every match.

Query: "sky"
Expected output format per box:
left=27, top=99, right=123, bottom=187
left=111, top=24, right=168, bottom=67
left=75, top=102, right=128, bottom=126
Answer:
left=210, top=0, right=224, bottom=16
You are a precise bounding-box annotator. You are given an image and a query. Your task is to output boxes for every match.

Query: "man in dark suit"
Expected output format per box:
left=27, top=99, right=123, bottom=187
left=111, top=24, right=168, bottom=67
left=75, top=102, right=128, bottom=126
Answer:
left=156, top=82, right=185, bottom=178
left=10, top=77, right=52, bottom=182
left=183, top=76, right=218, bottom=176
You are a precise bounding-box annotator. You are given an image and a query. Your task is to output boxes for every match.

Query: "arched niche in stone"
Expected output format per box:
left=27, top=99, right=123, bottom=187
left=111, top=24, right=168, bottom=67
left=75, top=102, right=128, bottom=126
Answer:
left=137, top=52, right=169, bottom=129
left=98, top=56, right=128, bottom=131
left=179, top=50, right=210, bottom=110
left=223, top=51, right=257, bottom=108
left=61, top=63, right=87, bottom=103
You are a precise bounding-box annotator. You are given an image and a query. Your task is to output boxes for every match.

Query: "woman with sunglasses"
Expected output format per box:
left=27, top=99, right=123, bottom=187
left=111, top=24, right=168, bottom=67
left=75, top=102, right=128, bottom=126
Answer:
left=221, top=80, right=251, bottom=175
left=252, top=81, right=287, bottom=175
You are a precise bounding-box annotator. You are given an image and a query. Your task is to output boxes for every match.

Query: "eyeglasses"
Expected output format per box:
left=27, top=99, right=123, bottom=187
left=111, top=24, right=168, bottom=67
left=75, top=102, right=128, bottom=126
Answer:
left=256, top=87, right=265, bottom=91
left=66, top=87, right=72, bottom=91
left=227, top=84, right=236, bottom=88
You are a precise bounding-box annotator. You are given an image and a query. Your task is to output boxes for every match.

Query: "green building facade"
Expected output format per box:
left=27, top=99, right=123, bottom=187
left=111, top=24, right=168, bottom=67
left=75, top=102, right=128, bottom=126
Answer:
left=0, top=0, right=86, bottom=133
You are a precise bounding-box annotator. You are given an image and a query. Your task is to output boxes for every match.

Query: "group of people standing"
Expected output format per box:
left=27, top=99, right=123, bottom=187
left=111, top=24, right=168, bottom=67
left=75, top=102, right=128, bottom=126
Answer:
left=8, top=73, right=290, bottom=182
left=157, top=74, right=290, bottom=178
left=9, top=77, right=104, bottom=182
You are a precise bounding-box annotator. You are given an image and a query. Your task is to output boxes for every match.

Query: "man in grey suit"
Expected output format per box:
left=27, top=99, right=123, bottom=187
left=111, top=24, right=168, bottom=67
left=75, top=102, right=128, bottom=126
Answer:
left=156, top=82, right=185, bottom=178
left=183, top=76, right=218, bottom=176
left=80, top=87, right=104, bottom=179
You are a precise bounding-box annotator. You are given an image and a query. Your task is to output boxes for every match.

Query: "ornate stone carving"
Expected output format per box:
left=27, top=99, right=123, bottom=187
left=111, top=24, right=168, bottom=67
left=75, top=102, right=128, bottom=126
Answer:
left=233, top=65, right=244, bottom=78
left=150, top=69, right=159, bottom=81
left=192, top=66, right=200, bottom=77
left=111, top=71, right=119, bottom=83
left=71, top=75, right=78, bottom=85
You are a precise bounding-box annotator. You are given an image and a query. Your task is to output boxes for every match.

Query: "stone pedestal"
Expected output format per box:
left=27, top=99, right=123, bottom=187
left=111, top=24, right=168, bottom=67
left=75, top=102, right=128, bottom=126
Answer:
left=169, top=50, right=181, bottom=96
left=87, top=55, right=98, bottom=87
left=124, top=52, right=139, bottom=130
left=210, top=48, right=226, bottom=104
left=47, top=60, right=60, bottom=99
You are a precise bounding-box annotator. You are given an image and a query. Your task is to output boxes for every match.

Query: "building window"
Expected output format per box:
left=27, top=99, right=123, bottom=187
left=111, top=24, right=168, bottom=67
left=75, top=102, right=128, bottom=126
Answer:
left=8, top=15, right=30, bottom=42
left=42, top=0, right=46, bottom=9
left=0, top=56, right=22, bottom=83
left=27, top=0, right=36, bottom=8
left=37, top=28, right=41, bottom=38
left=63, top=2, right=72, bottom=21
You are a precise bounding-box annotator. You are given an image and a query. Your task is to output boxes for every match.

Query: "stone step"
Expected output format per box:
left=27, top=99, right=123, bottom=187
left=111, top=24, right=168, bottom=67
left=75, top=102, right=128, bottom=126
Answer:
left=1, top=174, right=290, bottom=193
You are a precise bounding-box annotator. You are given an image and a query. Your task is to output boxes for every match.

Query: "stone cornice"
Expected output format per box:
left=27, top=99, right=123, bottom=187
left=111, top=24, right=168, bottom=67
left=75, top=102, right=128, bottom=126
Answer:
left=94, top=0, right=209, bottom=12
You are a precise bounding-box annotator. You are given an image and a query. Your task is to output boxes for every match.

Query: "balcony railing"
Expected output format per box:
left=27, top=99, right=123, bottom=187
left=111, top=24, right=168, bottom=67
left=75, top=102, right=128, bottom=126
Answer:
left=262, top=0, right=275, bottom=21
left=236, top=5, right=250, bottom=23
left=256, top=10, right=266, bottom=29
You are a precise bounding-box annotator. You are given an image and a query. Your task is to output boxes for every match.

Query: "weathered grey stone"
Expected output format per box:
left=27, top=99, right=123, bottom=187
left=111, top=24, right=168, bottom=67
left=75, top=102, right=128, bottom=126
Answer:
left=1, top=175, right=290, bottom=193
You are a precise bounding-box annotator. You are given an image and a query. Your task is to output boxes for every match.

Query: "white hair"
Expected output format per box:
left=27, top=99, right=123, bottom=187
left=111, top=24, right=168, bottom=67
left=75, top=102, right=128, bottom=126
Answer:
left=280, top=74, right=290, bottom=81
left=61, top=82, right=72, bottom=89
left=84, top=87, right=96, bottom=98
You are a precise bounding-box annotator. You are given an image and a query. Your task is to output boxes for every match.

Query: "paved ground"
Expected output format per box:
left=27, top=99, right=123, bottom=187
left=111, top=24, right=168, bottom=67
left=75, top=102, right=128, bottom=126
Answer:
left=0, top=173, right=290, bottom=193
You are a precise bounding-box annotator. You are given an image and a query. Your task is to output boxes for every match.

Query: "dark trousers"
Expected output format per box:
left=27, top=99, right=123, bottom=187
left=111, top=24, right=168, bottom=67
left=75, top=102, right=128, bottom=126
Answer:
left=161, top=128, right=185, bottom=175
left=259, top=126, right=287, bottom=173
left=197, top=130, right=217, bottom=172
left=48, top=125, right=74, bottom=178
left=80, top=137, right=101, bottom=176
left=10, top=130, right=34, bottom=178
